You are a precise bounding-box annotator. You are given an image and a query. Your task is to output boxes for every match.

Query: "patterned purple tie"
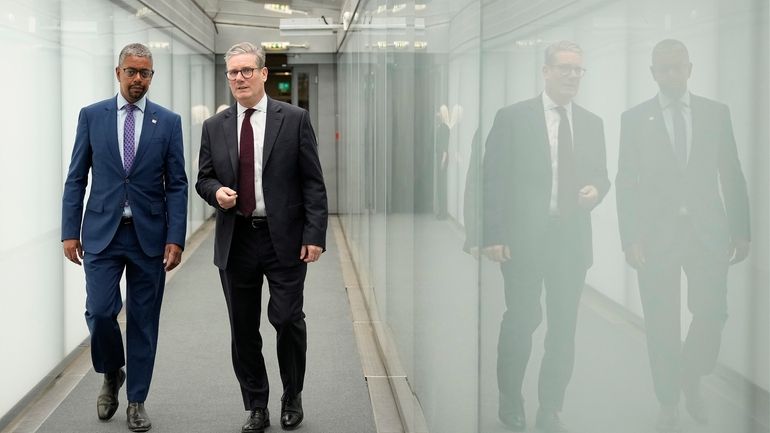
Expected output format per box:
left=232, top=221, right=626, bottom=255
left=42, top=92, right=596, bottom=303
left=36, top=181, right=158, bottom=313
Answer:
left=123, top=104, right=136, bottom=172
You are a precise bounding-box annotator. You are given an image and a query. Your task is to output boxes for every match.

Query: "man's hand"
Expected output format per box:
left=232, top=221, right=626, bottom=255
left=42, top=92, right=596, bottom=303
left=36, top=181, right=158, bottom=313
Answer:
left=163, top=243, right=183, bottom=272
left=578, top=185, right=599, bottom=209
left=216, top=187, right=238, bottom=209
left=63, top=239, right=83, bottom=266
left=728, top=239, right=750, bottom=265
left=624, top=243, right=646, bottom=269
left=300, top=245, right=323, bottom=263
left=483, top=245, right=511, bottom=262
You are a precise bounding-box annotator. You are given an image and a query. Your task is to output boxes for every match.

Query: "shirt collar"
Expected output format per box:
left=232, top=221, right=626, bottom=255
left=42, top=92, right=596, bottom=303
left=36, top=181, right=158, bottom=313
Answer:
left=658, top=90, right=690, bottom=110
left=117, top=93, right=146, bottom=113
left=542, top=91, right=572, bottom=116
left=237, top=95, right=268, bottom=116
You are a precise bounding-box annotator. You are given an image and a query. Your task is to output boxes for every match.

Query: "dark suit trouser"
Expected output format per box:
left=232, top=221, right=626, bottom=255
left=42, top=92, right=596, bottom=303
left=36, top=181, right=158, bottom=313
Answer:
left=497, top=218, right=587, bottom=412
left=637, top=216, right=728, bottom=406
left=220, top=217, right=308, bottom=410
left=84, top=223, right=165, bottom=402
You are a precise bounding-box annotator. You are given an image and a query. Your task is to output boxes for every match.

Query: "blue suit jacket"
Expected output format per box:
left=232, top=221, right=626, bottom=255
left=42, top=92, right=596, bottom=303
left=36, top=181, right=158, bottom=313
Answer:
left=62, top=96, right=188, bottom=257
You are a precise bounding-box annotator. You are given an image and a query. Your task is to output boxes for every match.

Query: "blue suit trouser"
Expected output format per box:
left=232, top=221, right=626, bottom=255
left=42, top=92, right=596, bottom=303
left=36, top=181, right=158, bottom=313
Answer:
left=84, top=223, right=165, bottom=402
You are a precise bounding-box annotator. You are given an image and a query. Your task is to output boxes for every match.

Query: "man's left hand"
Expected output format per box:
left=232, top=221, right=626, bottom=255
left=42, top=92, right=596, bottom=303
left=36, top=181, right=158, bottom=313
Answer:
left=164, top=243, right=183, bottom=272
left=300, top=245, right=323, bottom=263
left=578, top=185, right=599, bottom=209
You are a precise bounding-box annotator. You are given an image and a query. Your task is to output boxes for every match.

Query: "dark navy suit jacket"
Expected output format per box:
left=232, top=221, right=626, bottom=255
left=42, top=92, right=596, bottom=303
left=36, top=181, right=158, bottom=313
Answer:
left=616, top=94, right=750, bottom=255
left=196, top=97, right=328, bottom=268
left=62, top=96, right=188, bottom=256
left=482, top=96, right=610, bottom=269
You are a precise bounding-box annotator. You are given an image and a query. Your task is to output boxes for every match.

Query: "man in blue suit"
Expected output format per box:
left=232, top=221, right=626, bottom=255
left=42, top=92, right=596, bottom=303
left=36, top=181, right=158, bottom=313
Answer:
left=616, top=39, right=750, bottom=432
left=62, top=43, right=188, bottom=432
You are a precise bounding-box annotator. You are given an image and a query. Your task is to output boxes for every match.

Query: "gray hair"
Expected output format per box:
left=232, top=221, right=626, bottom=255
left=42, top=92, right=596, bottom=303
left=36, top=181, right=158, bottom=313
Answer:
left=118, top=43, right=153, bottom=66
left=224, top=42, right=266, bottom=68
left=544, top=40, right=582, bottom=65
left=652, top=39, right=689, bottom=61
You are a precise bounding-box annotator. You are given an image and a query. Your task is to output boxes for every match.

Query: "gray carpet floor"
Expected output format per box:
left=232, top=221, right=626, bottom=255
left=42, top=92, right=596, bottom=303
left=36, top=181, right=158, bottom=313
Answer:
left=37, top=226, right=376, bottom=433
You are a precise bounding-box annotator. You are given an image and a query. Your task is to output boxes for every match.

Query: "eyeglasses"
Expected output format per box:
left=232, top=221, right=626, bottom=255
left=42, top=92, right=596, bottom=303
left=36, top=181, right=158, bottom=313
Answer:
left=652, top=63, right=691, bottom=75
left=122, top=68, right=154, bottom=79
left=226, top=67, right=261, bottom=80
left=549, top=64, right=586, bottom=77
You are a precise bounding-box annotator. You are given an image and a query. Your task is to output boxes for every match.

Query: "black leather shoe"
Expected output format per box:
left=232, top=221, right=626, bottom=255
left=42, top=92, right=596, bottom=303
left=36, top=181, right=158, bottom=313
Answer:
left=242, top=407, right=270, bottom=433
left=97, top=368, right=125, bottom=420
left=498, top=394, right=526, bottom=431
left=535, top=409, right=568, bottom=433
left=126, top=402, right=151, bottom=432
left=281, top=393, right=304, bottom=430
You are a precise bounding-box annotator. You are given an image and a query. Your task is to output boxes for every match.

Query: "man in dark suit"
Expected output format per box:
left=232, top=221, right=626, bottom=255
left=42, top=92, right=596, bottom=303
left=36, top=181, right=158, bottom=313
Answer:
left=62, top=43, right=188, bottom=432
left=483, top=40, right=609, bottom=433
left=196, top=42, right=328, bottom=433
left=616, top=39, right=750, bottom=432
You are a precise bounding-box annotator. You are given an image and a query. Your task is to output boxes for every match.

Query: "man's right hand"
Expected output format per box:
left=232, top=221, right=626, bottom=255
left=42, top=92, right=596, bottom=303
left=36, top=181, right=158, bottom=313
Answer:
left=63, top=239, right=83, bottom=266
left=624, top=243, right=646, bottom=269
left=483, top=245, right=511, bottom=262
left=216, top=187, right=238, bottom=209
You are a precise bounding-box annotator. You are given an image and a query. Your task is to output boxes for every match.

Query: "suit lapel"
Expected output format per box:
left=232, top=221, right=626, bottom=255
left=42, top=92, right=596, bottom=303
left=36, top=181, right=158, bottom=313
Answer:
left=262, top=97, right=284, bottom=169
left=104, top=98, right=122, bottom=170
left=642, top=97, right=679, bottom=166
left=688, top=94, right=705, bottom=168
left=527, top=96, right=549, bottom=152
left=132, top=100, right=159, bottom=169
left=223, top=106, right=239, bottom=176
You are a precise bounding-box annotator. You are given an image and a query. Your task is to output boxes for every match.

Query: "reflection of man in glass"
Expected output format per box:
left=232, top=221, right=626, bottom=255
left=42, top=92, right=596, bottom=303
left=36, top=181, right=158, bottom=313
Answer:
left=616, top=39, right=750, bottom=432
left=483, top=41, right=609, bottom=432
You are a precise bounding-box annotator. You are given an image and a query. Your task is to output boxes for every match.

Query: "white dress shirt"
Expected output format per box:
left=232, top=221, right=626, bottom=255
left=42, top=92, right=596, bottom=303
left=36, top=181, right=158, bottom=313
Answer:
left=236, top=95, right=268, bottom=216
left=542, top=91, right=574, bottom=215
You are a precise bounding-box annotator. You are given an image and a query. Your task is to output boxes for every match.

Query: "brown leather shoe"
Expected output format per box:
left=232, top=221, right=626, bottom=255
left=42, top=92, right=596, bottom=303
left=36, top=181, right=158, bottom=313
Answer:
left=126, top=402, right=151, bottom=432
left=242, top=407, right=270, bottom=433
left=97, top=368, right=125, bottom=420
left=281, top=393, right=304, bottom=430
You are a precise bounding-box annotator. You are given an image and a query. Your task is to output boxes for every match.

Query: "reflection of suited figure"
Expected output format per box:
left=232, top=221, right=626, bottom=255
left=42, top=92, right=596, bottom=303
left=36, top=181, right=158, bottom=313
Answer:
left=462, top=128, right=482, bottom=254
left=616, top=39, right=750, bottom=430
left=435, top=112, right=450, bottom=219
left=483, top=41, right=609, bottom=432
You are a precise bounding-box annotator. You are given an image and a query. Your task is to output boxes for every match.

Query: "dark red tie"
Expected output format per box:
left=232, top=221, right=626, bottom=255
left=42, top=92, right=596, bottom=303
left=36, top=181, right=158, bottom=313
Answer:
left=555, top=106, right=577, bottom=215
left=238, top=108, right=256, bottom=215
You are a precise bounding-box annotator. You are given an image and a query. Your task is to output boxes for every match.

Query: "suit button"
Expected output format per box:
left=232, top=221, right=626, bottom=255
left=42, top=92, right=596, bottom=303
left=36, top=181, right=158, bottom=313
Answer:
left=125, top=179, right=130, bottom=183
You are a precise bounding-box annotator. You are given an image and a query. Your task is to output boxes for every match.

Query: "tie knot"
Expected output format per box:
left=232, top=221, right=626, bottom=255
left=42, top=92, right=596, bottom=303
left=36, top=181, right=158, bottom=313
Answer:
left=669, top=100, right=685, bottom=112
left=124, top=103, right=136, bottom=113
left=244, top=108, right=256, bottom=118
left=555, top=105, right=568, bottom=117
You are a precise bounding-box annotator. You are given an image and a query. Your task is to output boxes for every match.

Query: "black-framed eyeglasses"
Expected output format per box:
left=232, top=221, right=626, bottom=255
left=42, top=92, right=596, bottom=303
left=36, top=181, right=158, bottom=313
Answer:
left=122, top=68, right=154, bottom=79
left=226, top=67, right=261, bottom=80
left=652, top=63, right=691, bottom=75
left=549, top=64, right=586, bottom=77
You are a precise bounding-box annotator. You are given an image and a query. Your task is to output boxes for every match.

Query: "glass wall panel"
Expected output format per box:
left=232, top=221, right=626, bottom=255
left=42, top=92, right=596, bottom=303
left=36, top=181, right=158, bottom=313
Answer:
left=0, top=0, right=215, bottom=420
left=338, top=1, right=768, bottom=432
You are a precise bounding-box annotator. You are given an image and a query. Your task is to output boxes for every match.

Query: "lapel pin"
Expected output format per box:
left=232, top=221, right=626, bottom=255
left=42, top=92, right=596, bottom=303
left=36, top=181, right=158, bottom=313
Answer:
left=152, top=118, right=157, bottom=124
